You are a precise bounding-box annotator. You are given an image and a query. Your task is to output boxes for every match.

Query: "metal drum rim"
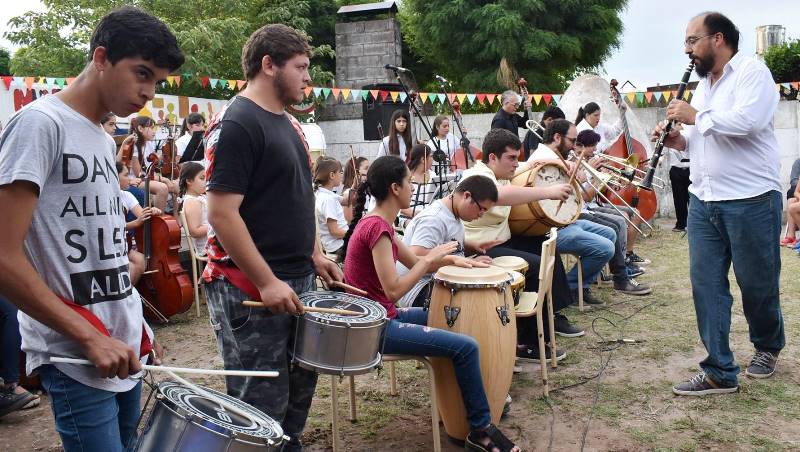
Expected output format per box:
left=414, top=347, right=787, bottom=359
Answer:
left=294, top=353, right=383, bottom=376
left=299, top=290, right=387, bottom=326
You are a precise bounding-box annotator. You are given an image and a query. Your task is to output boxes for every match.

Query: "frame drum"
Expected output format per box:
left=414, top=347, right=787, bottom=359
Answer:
left=508, top=162, right=581, bottom=236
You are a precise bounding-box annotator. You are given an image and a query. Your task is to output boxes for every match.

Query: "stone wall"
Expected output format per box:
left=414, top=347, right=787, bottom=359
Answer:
left=315, top=100, right=800, bottom=218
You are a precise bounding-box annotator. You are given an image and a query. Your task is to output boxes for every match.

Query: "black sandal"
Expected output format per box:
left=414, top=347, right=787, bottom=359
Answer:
left=465, top=424, right=517, bottom=452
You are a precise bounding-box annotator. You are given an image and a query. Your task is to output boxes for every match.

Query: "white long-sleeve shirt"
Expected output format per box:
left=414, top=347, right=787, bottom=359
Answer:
left=577, top=118, right=622, bottom=154
left=682, top=51, right=781, bottom=201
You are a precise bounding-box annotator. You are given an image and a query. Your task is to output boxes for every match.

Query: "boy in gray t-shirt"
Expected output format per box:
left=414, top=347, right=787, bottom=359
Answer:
left=397, top=175, right=501, bottom=307
left=0, top=7, right=183, bottom=450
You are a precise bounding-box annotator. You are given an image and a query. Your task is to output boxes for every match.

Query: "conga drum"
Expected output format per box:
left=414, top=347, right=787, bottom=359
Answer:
left=492, top=256, right=529, bottom=307
left=427, top=266, right=515, bottom=440
left=508, top=162, right=582, bottom=236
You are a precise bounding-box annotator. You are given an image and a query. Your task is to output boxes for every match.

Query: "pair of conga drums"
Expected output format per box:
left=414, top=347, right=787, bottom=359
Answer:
left=427, top=264, right=517, bottom=440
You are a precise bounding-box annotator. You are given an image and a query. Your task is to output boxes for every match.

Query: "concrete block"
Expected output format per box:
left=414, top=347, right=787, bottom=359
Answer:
left=774, top=100, right=797, bottom=129
left=363, top=19, right=390, bottom=33
left=362, top=42, right=392, bottom=56
left=356, top=55, right=382, bottom=67
left=336, top=22, right=365, bottom=34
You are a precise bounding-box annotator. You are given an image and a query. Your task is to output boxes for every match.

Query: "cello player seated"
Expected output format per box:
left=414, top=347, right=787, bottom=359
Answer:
left=117, top=161, right=162, bottom=284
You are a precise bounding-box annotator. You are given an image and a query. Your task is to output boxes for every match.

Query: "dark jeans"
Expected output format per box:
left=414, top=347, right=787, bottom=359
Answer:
left=205, top=274, right=318, bottom=448
left=670, top=167, right=690, bottom=229
left=579, top=212, right=628, bottom=282
left=39, top=365, right=142, bottom=452
left=688, top=191, right=784, bottom=386
left=383, top=307, right=491, bottom=430
left=487, top=235, right=573, bottom=345
left=0, top=295, right=21, bottom=383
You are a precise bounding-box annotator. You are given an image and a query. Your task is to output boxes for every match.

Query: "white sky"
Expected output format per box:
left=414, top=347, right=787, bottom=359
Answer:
left=1, top=0, right=797, bottom=90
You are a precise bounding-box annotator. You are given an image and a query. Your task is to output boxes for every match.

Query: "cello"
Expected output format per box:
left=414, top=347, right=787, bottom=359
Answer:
left=450, top=100, right=481, bottom=170
left=159, top=120, right=180, bottom=179
left=135, top=155, right=193, bottom=321
left=602, top=80, right=658, bottom=221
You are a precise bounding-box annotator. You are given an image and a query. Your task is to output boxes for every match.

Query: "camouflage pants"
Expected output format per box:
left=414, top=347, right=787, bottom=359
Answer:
left=205, top=275, right=318, bottom=450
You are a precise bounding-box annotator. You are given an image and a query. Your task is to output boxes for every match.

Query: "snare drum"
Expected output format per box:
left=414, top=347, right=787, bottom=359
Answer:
left=508, top=162, right=582, bottom=236
left=291, top=291, right=387, bottom=376
left=427, top=266, right=516, bottom=440
left=135, top=382, right=284, bottom=451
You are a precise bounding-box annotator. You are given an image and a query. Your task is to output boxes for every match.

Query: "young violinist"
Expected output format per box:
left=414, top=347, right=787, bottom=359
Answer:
left=0, top=7, right=183, bottom=450
left=341, top=156, right=520, bottom=452
left=342, top=156, right=369, bottom=222
left=377, top=110, right=412, bottom=161
left=425, top=115, right=459, bottom=162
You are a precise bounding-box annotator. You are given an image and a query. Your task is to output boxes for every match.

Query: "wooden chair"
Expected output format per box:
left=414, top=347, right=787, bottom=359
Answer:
left=179, top=209, right=208, bottom=316
left=329, top=355, right=441, bottom=452
left=515, top=227, right=559, bottom=396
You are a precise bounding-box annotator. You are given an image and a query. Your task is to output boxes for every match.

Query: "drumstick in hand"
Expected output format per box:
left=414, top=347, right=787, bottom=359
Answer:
left=242, top=301, right=363, bottom=316
left=555, top=147, right=587, bottom=214
left=329, top=280, right=369, bottom=297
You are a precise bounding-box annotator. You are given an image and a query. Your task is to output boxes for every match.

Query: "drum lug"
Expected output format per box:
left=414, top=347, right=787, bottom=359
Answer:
left=496, top=305, right=510, bottom=326
left=444, top=306, right=461, bottom=327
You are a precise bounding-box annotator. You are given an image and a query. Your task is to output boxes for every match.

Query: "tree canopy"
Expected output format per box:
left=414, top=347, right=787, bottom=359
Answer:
left=764, top=39, right=800, bottom=83
left=400, top=0, right=627, bottom=92
left=0, top=48, right=10, bottom=75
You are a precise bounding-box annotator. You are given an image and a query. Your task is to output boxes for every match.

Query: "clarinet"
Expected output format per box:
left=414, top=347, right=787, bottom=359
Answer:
left=639, top=61, right=695, bottom=190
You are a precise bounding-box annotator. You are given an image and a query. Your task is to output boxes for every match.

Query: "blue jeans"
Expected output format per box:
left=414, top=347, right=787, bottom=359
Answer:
left=39, top=365, right=142, bottom=452
left=0, top=295, right=21, bottom=383
left=688, top=191, right=784, bottom=386
left=382, top=307, right=491, bottom=430
left=557, top=220, right=615, bottom=289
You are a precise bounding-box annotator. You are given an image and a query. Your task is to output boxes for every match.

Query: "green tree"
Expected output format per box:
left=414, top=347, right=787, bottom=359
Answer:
left=0, top=48, right=10, bottom=75
left=4, top=0, right=336, bottom=97
left=399, top=0, right=626, bottom=92
left=764, top=39, right=800, bottom=83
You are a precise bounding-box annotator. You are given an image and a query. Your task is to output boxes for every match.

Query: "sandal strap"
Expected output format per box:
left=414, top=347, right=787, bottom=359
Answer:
left=476, top=424, right=515, bottom=452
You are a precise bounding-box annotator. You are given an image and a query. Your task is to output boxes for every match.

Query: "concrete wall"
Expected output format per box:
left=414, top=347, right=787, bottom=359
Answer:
left=316, top=100, right=800, bottom=219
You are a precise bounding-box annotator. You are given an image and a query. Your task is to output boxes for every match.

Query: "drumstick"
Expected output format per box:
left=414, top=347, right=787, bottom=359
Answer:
left=242, top=301, right=363, bottom=316
left=49, top=357, right=279, bottom=378
left=329, top=280, right=369, bottom=296
left=554, top=147, right=586, bottom=214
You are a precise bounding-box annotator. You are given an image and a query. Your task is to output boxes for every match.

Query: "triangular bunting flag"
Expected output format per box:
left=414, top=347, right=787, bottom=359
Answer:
left=644, top=92, right=653, bottom=103
left=437, top=93, right=446, bottom=104
left=166, top=76, right=175, bottom=86
left=303, top=86, right=312, bottom=97
left=456, top=93, right=467, bottom=105
left=684, top=90, right=692, bottom=100
left=467, top=94, right=476, bottom=105
left=420, top=92, right=429, bottom=103
left=532, top=94, right=543, bottom=105
left=351, top=89, right=361, bottom=100
left=552, top=94, right=562, bottom=105
left=378, top=90, right=389, bottom=101
left=331, top=88, right=341, bottom=99
left=390, top=91, right=399, bottom=102
left=175, top=76, right=181, bottom=87
left=236, top=80, right=245, bottom=90
left=227, top=80, right=236, bottom=90
left=477, top=93, right=487, bottom=105
left=369, top=89, right=379, bottom=100
left=625, top=92, right=636, bottom=104
left=662, top=91, right=671, bottom=101
left=46, top=77, right=55, bottom=86
left=24, top=77, right=34, bottom=90
left=13, top=76, right=24, bottom=86
left=654, top=92, right=663, bottom=102
left=361, top=90, right=369, bottom=100
left=37, top=76, right=46, bottom=84
left=66, top=77, right=76, bottom=86
left=487, top=94, right=497, bottom=104
left=341, top=89, right=351, bottom=100
left=447, top=93, right=456, bottom=104
left=56, top=78, right=65, bottom=89
left=1, top=76, right=11, bottom=90
left=671, top=90, right=678, bottom=99
left=201, top=76, right=209, bottom=89
left=210, top=78, right=219, bottom=88
left=399, top=92, right=407, bottom=103
left=542, top=94, right=552, bottom=105
left=635, top=92, right=645, bottom=104
left=313, top=87, right=322, bottom=97
left=792, top=82, right=799, bottom=90
left=321, top=88, right=332, bottom=99
left=781, top=83, right=791, bottom=90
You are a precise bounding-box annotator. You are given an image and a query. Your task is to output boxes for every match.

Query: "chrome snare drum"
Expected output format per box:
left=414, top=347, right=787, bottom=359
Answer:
left=135, top=381, right=284, bottom=451
left=291, top=291, right=387, bottom=376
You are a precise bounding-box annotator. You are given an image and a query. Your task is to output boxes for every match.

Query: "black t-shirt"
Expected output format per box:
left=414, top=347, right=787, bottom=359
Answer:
left=206, top=96, right=315, bottom=279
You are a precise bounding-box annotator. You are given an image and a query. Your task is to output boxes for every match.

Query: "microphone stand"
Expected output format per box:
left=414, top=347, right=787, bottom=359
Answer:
left=388, top=67, right=448, bottom=203
left=438, top=79, right=475, bottom=171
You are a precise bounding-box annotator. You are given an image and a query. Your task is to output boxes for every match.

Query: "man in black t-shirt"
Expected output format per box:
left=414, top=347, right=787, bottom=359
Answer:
left=490, top=90, right=531, bottom=137
left=202, top=24, right=341, bottom=451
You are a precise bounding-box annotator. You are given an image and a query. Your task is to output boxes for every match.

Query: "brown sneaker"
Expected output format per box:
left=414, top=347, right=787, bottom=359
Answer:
left=672, top=372, right=738, bottom=396
left=745, top=350, right=778, bottom=379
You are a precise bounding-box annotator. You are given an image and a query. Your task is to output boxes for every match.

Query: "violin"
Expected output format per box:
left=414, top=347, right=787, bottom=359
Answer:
left=120, top=136, right=135, bottom=169
left=602, top=79, right=658, bottom=221
left=516, top=78, right=536, bottom=162
left=159, top=120, right=179, bottom=179
left=135, top=155, right=193, bottom=321
left=450, top=100, right=481, bottom=170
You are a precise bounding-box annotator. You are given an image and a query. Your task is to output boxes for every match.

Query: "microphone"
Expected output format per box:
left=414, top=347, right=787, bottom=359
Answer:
left=435, top=75, right=449, bottom=84
left=384, top=64, right=411, bottom=73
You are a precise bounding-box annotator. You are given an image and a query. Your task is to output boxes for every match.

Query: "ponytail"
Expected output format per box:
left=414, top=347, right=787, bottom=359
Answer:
left=313, top=156, right=342, bottom=192
left=339, top=181, right=370, bottom=261
left=574, top=102, right=600, bottom=126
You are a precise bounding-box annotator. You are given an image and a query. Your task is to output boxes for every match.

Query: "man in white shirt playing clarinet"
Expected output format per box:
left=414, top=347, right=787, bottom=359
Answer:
left=656, top=11, right=784, bottom=396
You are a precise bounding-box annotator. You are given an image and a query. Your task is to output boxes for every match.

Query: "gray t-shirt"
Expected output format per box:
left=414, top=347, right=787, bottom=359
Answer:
left=396, top=199, right=465, bottom=307
left=0, top=95, right=145, bottom=392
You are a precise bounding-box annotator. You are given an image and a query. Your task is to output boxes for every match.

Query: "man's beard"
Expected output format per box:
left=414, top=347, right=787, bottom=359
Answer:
left=692, top=53, right=715, bottom=78
left=558, top=141, right=572, bottom=159
left=275, top=69, right=302, bottom=106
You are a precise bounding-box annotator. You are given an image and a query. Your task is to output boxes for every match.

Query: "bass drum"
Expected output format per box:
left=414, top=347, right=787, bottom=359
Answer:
left=508, top=162, right=581, bottom=236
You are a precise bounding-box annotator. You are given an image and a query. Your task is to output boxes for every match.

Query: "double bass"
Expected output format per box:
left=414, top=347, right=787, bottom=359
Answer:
left=135, top=155, right=193, bottom=321
left=450, top=100, right=481, bottom=170
left=602, top=80, right=658, bottom=221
